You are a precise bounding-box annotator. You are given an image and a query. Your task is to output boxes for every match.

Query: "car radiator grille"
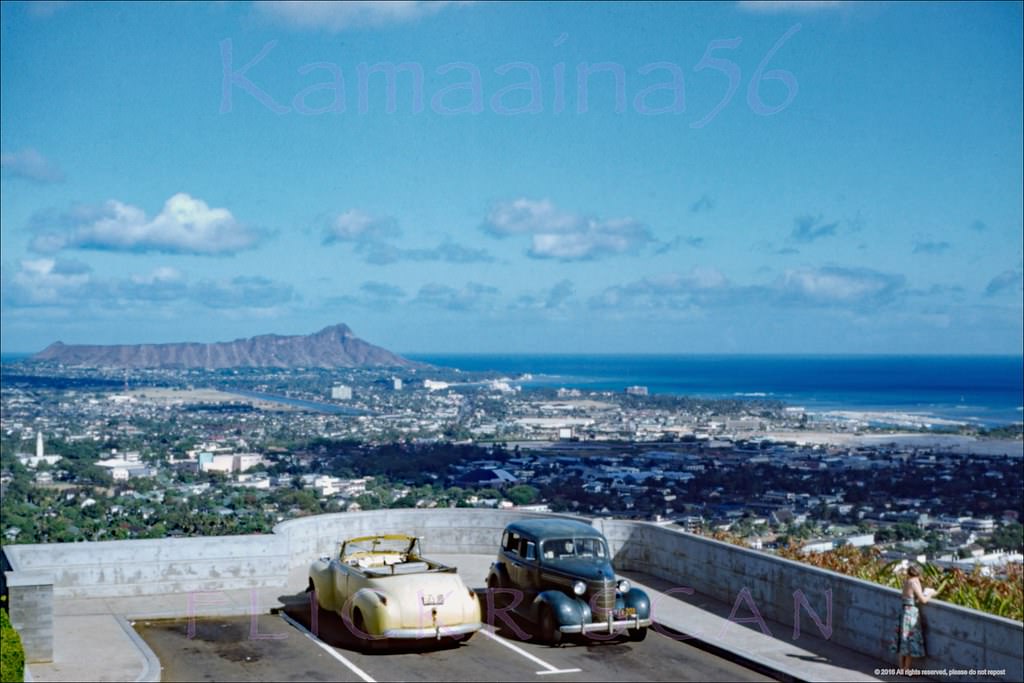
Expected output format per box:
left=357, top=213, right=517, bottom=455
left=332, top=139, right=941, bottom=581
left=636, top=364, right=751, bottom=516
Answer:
left=590, top=580, right=615, bottom=620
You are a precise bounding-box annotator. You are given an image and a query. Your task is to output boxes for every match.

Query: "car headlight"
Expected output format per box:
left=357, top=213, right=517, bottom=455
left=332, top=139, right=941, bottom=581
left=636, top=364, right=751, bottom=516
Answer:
left=572, top=580, right=586, bottom=596
left=617, top=579, right=631, bottom=594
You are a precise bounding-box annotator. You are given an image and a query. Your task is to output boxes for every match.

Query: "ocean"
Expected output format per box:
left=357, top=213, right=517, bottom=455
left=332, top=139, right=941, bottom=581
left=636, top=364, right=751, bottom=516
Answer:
left=407, top=355, right=1024, bottom=427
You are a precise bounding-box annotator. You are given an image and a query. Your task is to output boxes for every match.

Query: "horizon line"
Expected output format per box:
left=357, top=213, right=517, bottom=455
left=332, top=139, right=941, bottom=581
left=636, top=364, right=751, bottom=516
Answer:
left=3, top=350, right=1023, bottom=360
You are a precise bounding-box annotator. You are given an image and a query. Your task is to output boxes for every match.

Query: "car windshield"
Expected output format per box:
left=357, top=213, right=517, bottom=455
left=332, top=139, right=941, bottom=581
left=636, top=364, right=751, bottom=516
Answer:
left=342, top=535, right=418, bottom=561
left=541, top=537, right=608, bottom=560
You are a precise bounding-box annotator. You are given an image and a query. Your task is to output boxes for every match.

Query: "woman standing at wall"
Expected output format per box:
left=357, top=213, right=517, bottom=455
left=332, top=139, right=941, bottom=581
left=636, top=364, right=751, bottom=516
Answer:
left=890, top=564, right=936, bottom=670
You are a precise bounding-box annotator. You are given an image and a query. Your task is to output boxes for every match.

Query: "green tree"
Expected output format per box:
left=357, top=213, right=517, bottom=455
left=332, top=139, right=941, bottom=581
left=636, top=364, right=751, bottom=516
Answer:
left=894, top=522, right=924, bottom=541
left=505, top=485, right=539, bottom=506
left=354, top=493, right=381, bottom=510
left=987, top=522, right=1024, bottom=553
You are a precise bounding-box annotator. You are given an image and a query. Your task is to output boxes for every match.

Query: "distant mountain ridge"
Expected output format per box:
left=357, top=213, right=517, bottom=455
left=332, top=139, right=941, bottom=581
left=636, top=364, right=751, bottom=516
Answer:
left=32, top=324, right=418, bottom=369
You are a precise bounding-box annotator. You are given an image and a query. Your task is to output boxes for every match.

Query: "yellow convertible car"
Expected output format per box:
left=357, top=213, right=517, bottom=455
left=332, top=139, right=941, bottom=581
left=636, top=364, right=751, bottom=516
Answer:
left=307, top=534, right=482, bottom=645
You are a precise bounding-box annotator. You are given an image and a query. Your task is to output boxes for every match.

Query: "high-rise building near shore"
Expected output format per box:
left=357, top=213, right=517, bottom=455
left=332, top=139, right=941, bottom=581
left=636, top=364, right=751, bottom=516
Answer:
left=331, top=384, right=353, bottom=400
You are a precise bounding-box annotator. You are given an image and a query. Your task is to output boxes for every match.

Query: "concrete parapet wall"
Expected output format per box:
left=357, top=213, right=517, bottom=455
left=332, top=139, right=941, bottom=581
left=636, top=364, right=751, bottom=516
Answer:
left=4, top=571, right=54, bottom=662
left=274, top=508, right=587, bottom=571
left=1, top=509, right=584, bottom=599
left=3, top=534, right=290, bottom=598
left=595, top=519, right=1024, bottom=682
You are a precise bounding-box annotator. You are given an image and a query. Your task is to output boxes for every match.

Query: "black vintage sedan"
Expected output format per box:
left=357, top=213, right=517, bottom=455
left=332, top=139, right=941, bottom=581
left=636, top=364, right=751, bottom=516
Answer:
left=486, top=518, right=651, bottom=645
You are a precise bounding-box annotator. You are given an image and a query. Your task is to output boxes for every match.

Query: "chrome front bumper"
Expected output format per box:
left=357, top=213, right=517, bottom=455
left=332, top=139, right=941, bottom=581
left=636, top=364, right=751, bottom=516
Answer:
left=382, top=621, right=483, bottom=639
left=559, top=616, right=652, bottom=634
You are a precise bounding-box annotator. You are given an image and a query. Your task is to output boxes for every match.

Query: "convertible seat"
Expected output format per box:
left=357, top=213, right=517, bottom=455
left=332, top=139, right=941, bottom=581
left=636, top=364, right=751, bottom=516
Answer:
left=364, top=561, right=430, bottom=576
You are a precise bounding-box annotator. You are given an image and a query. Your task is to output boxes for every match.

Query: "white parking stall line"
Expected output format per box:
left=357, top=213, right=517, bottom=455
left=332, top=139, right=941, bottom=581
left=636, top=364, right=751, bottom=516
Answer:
left=478, top=627, right=582, bottom=676
left=280, top=612, right=376, bottom=683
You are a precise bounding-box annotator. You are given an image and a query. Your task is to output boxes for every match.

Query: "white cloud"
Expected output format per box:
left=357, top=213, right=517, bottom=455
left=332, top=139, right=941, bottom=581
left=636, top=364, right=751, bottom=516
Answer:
left=413, top=281, right=498, bottom=311
left=590, top=265, right=905, bottom=313
left=775, top=266, right=904, bottom=305
left=328, top=280, right=408, bottom=310
left=529, top=219, right=651, bottom=261
left=1, top=148, right=65, bottom=183
left=482, top=199, right=580, bottom=237
left=323, top=211, right=494, bottom=264
left=4, top=258, right=93, bottom=307
left=482, top=198, right=653, bottom=261
left=513, top=279, right=576, bottom=311
left=2, top=260, right=294, bottom=311
left=256, top=1, right=460, bottom=31
left=193, top=276, right=296, bottom=309
left=29, top=193, right=263, bottom=255
left=324, top=210, right=401, bottom=243
left=590, top=268, right=731, bottom=310
left=130, top=267, right=183, bottom=285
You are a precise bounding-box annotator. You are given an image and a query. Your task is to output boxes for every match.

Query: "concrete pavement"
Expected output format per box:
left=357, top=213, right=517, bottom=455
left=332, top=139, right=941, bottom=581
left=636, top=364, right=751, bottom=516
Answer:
left=24, top=554, right=905, bottom=683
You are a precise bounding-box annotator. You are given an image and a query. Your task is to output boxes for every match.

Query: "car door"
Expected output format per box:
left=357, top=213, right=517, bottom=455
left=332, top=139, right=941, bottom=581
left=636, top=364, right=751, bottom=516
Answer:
left=334, top=560, right=352, bottom=608
left=504, top=531, right=524, bottom=588
left=520, top=538, right=541, bottom=604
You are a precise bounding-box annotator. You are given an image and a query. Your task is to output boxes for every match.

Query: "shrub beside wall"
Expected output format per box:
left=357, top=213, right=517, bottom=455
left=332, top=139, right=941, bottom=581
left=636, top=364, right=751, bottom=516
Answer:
left=1, top=606, right=25, bottom=683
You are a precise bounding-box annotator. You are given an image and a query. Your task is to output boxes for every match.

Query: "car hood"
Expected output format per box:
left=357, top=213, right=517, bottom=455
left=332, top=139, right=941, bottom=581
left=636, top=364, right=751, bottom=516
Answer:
left=544, top=559, right=616, bottom=582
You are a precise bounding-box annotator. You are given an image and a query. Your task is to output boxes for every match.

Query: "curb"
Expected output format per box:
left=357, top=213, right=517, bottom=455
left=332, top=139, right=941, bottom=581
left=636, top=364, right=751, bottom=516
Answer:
left=652, top=621, right=803, bottom=683
left=114, top=615, right=162, bottom=683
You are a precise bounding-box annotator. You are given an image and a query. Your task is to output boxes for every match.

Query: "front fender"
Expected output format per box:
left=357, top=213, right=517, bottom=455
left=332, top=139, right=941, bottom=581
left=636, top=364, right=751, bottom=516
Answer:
left=619, top=588, right=651, bottom=619
left=308, top=560, right=336, bottom=611
left=533, top=590, right=590, bottom=627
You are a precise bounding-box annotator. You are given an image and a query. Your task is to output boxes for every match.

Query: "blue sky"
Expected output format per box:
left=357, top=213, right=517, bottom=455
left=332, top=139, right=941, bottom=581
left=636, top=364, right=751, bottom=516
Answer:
left=1, top=0, right=1021, bottom=354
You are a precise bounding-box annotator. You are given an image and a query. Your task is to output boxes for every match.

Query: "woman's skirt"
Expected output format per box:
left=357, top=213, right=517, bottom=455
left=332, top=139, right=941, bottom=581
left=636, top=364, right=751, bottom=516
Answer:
left=889, top=598, right=926, bottom=657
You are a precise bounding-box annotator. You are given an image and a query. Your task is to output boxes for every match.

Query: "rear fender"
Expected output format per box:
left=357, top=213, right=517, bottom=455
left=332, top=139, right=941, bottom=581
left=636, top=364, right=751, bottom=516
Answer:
left=488, top=561, right=511, bottom=587
left=348, top=587, right=397, bottom=639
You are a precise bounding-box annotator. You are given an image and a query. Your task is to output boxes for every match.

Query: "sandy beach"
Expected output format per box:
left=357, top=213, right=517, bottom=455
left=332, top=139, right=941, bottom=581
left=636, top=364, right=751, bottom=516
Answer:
left=814, top=409, right=967, bottom=428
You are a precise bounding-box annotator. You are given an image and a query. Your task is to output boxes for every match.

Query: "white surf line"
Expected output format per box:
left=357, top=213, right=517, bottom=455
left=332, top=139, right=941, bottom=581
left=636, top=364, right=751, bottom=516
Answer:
left=279, top=612, right=376, bottom=683
left=478, top=627, right=582, bottom=676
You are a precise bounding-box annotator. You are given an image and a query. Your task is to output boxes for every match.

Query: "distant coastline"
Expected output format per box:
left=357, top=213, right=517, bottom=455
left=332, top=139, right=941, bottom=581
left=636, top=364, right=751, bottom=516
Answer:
left=4, top=352, right=1021, bottom=427
left=409, top=353, right=1024, bottom=428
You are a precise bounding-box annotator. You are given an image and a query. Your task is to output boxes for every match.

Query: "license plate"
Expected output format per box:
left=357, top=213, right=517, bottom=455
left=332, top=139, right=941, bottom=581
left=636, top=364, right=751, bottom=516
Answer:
left=421, top=594, right=445, bottom=606
left=614, top=607, right=636, bottom=619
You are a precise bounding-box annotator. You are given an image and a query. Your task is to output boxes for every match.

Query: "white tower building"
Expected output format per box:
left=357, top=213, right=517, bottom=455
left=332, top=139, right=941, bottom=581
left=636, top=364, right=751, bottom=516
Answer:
left=36, top=431, right=44, bottom=458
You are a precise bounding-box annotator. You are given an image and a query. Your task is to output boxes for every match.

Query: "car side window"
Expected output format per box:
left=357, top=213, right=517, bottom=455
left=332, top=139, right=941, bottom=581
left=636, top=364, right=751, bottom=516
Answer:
left=524, top=541, right=536, bottom=561
left=505, top=531, right=520, bottom=555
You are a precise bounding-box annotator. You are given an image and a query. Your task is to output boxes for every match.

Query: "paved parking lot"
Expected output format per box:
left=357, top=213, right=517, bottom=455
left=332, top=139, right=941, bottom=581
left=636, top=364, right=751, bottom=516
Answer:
left=136, top=591, right=776, bottom=682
